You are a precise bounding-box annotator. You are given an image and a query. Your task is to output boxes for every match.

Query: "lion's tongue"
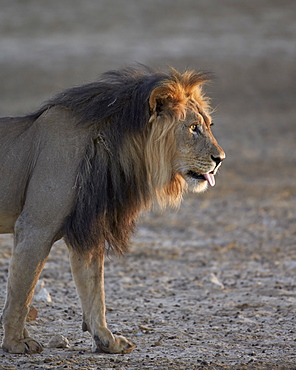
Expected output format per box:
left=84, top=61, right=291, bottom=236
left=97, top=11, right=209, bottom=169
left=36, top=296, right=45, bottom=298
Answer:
left=203, top=173, right=215, bottom=187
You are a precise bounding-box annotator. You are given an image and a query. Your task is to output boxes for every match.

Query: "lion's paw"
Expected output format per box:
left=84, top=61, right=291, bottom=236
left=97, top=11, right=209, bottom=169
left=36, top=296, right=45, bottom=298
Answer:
left=2, top=337, right=43, bottom=354
left=93, top=334, right=135, bottom=354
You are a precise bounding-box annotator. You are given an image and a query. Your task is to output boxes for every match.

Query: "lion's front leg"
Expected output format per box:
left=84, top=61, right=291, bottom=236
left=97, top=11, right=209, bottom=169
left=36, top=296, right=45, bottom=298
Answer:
left=68, top=248, right=135, bottom=354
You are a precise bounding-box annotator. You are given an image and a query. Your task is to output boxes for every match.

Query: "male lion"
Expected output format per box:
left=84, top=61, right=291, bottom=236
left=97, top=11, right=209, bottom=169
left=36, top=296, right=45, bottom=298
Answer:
left=0, top=65, right=225, bottom=354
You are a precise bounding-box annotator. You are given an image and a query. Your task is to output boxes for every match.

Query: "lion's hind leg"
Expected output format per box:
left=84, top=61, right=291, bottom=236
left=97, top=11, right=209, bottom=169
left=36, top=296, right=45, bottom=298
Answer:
left=1, top=308, right=43, bottom=354
left=1, top=217, right=55, bottom=354
left=68, top=248, right=135, bottom=354
left=2, top=335, right=43, bottom=355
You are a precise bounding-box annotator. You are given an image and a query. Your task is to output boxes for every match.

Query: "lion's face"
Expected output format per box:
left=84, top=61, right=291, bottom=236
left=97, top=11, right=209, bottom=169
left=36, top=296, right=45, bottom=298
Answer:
left=174, top=110, right=225, bottom=193
left=146, top=70, right=225, bottom=205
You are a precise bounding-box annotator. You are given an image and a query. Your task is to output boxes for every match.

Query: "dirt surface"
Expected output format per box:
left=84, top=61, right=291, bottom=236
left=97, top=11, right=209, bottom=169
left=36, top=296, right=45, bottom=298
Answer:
left=0, top=0, right=295, bottom=369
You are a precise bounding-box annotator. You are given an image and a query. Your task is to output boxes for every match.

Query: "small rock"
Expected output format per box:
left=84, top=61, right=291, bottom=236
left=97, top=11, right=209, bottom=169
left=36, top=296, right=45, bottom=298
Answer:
left=26, top=306, right=38, bottom=322
left=34, top=287, right=52, bottom=303
left=48, top=334, right=70, bottom=348
left=210, top=273, right=224, bottom=289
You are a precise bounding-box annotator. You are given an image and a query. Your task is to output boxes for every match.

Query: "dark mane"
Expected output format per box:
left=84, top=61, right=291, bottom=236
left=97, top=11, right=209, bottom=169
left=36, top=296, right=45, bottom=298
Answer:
left=50, top=65, right=170, bottom=254
left=33, top=65, right=166, bottom=131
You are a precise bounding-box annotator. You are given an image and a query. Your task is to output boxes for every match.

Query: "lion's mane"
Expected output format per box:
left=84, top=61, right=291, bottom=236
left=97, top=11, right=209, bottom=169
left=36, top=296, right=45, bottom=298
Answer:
left=33, top=65, right=210, bottom=254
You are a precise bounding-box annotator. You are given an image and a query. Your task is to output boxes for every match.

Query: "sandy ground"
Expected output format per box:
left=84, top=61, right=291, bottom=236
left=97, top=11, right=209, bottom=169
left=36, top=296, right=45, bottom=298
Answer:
left=0, top=0, right=295, bottom=369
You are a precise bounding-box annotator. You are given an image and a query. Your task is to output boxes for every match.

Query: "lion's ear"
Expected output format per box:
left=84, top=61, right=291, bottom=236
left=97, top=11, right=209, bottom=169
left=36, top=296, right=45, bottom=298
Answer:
left=148, top=86, right=174, bottom=120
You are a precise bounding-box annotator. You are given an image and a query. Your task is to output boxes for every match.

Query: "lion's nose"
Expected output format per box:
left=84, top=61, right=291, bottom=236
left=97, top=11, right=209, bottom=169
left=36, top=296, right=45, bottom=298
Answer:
left=211, top=154, right=225, bottom=167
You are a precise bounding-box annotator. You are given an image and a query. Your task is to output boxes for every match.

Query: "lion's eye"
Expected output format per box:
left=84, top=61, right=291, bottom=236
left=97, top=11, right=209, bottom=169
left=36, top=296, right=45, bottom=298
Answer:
left=189, top=124, right=202, bottom=134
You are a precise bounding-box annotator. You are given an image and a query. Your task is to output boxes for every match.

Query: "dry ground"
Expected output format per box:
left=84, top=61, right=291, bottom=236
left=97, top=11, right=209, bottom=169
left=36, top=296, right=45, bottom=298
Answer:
left=0, top=0, right=295, bottom=368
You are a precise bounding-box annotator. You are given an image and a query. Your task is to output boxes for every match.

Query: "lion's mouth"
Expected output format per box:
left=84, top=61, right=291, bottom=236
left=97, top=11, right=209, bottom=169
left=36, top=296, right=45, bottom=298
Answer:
left=187, top=170, right=215, bottom=187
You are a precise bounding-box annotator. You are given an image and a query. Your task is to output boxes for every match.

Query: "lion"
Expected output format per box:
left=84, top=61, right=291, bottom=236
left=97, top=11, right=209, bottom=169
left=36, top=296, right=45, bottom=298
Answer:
left=0, top=65, right=225, bottom=354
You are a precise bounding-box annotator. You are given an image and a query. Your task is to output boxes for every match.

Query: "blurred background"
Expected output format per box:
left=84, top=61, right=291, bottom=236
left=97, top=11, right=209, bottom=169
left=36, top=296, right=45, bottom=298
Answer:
left=0, top=0, right=295, bottom=171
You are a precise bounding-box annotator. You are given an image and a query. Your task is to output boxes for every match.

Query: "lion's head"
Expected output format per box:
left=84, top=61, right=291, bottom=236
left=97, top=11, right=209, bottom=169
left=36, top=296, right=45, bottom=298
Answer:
left=38, top=65, right=225, bottom=254
left=142, top=69, right=225, bottom=206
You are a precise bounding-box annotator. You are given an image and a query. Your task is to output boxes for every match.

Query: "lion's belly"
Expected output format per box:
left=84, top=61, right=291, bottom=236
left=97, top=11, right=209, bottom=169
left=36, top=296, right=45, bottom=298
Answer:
left=0, top=213, right=18, bottom=233
left=0, top=175, right=26, bottom=233
left=0, top=183, right=24, bottom=234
